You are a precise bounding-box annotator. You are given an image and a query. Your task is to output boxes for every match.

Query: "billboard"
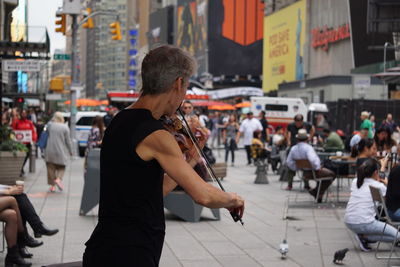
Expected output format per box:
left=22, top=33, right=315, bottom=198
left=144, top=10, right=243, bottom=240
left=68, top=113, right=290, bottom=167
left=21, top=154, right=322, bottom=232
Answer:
left=149, top=6, right=174, bottom=48
left=11, top=0, right=27, bottom=42
left=207, top=0, right=264, bottom=76
left=262, top=0, right=306, bottom=92
left=176, top=0, right=207, bottom=74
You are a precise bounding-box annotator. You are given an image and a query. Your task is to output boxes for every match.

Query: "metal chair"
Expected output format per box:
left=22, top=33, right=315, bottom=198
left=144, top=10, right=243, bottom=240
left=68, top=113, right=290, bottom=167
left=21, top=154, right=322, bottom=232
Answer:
left=295, top=159, right=334, bottom=203
left=0, top=222, right=4, bottom=253
left=369, top=185, right=400, bottom=265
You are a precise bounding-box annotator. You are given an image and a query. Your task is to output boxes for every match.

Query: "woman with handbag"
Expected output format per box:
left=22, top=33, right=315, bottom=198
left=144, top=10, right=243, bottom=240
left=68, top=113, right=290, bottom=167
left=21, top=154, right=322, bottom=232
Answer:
left=44, top=112, right=73, bottom=192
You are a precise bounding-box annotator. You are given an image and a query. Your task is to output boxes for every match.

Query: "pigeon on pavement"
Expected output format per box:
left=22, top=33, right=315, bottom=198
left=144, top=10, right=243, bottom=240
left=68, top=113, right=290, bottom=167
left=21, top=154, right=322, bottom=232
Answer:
left=333, top=248, right=349, bottom=264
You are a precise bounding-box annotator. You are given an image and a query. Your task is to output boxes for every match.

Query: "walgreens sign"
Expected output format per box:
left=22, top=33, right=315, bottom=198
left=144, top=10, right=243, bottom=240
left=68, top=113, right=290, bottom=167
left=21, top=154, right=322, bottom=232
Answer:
left=311, top=24, right=350, bottom=51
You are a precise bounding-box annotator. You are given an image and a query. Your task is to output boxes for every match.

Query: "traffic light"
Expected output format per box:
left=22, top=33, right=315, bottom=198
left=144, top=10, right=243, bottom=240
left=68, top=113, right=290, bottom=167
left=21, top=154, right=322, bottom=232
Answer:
left=16, top=97, right=25, bottom=104
left=82, top=8, right=94, bottom=29
left=109, top=21, right=122, bottom=40
left=55, top=12, right=66, bottom=35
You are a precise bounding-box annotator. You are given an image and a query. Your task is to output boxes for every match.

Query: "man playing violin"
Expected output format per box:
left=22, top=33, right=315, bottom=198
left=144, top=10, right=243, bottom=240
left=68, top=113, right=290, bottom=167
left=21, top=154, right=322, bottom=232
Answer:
left=83, top=45, right=245, bottom=267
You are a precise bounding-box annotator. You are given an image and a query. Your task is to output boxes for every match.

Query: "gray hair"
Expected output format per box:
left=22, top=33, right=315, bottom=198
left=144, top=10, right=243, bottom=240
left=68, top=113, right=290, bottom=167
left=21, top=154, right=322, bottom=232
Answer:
left=140, top=45, right=197, bottom=95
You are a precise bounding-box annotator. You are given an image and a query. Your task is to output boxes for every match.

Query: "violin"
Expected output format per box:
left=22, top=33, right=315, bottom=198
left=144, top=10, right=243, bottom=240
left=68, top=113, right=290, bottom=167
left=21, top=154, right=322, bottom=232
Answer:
left=161, top=110, right=244, bottom=225
left=161, top=114, right=205, bottom=166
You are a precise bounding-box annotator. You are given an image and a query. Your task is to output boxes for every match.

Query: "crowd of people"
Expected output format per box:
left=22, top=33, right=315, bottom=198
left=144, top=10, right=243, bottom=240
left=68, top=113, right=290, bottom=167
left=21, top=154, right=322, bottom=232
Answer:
left=177, top=105, right=400, bottom=253
left=2, top=44, right=400, bottom=263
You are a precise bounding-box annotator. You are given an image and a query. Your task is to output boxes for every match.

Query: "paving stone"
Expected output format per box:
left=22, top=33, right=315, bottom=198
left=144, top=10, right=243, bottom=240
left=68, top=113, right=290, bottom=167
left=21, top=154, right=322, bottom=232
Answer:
left=0, top=149, right=396, bottom=266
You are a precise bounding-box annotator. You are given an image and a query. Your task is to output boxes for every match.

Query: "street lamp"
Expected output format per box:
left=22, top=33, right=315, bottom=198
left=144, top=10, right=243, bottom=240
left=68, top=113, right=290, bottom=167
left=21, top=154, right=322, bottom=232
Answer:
left=383, top=42, right=391, bottom=73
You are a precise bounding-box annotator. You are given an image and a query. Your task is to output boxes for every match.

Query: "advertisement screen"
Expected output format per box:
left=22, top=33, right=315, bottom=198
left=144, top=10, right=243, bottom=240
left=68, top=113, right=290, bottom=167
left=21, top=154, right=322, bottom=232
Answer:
left=207, top=0, right=264, bottom=76
left=262, top=0, right=306, bottom=92
left=149, top=6, right=174, bottom=48
left=176, top=0, right=207, bottom=74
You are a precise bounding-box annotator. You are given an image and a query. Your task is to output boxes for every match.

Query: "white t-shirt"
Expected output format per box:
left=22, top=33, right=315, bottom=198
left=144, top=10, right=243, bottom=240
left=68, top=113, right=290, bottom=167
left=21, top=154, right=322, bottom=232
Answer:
left=350, top=134, right=361, bottom=148
left=273, top=134, right=284, bottom=145
left=239, top=118, right=263, bottom=145
left=344, top=178, right=387, bottom=224
left=199, top=114, right=208, bottom=127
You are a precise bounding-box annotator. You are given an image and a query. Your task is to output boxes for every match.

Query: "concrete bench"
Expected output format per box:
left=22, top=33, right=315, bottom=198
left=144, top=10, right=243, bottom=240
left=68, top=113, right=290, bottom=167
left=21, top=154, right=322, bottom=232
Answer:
left=212, top=162, right=227, bottom=180
left=164, top=191, right=220, bottom=222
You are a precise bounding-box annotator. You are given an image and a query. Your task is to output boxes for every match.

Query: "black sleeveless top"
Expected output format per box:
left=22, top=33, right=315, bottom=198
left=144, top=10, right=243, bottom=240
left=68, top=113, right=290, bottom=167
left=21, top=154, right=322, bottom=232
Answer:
left=85, top=109, right=165, bottom=252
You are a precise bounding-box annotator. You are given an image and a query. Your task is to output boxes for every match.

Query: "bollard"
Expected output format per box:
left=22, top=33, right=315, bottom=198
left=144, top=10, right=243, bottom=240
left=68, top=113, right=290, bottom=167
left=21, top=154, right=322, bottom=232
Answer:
left=254, top=159, right=269, bottom=184
left=29, top=145, right=36, bottom=173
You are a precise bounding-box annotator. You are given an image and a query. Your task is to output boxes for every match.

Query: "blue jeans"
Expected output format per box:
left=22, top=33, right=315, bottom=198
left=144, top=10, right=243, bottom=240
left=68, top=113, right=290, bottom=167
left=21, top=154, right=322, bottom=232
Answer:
left=388, top=209, right=400, bottom=222
left=346, top=220, right=400, bottom=243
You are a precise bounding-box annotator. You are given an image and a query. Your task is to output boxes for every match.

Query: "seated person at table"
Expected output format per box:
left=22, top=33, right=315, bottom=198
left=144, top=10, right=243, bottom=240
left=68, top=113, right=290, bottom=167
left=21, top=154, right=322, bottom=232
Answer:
left=351, top=138, right=378, bottom=168
left=322, top=128, right=344, bottom=152
left=286, top=129, right=336, bottom=201
left=350, top=128, right=369, bottom=150
left=344, top=158, right=399, bottom=252
left=251, top=131, right=269, bottom=161
left=385, top=165, right=400, bottom=221
left=374, top=126, right=397, bottom=155
left=272, top=126, right=287, bottom=149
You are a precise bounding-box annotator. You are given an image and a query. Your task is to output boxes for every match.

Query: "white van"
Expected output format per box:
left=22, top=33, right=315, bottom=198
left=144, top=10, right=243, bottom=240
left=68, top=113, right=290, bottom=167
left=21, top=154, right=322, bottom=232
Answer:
left=60, top=111, right=106, bottom=156
left=250, top=97, right=328, bottom=132
left=251, top=97, right=308, bottom=129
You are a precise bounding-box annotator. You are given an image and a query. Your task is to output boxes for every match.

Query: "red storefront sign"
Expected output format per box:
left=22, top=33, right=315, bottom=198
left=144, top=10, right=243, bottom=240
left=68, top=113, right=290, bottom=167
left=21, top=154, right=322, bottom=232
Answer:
left=311, top=23, right=350, bottom=51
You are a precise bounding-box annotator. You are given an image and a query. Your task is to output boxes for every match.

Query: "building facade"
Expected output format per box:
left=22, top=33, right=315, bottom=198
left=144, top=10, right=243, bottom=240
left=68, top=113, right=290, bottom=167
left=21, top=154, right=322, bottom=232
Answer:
left=261, top=0, right=396, bottom=103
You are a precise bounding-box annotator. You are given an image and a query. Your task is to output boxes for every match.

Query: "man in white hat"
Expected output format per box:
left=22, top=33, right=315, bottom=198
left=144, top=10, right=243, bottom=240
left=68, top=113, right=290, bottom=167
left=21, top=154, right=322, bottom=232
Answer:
left=360, top=111, right=373, bottom=138
left=285, top=129, right=336, bottom=202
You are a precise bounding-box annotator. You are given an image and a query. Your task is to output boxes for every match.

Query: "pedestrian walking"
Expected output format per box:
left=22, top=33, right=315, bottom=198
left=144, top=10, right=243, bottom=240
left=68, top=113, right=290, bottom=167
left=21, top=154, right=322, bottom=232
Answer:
left=223, top=114, right=239, bottom=166
left=44, top=112, right=73, bottom=193
left=83, top=45, right=244, bottom=267
left=236, top=112, right=263, bottom=165
left=11, top=109, right=37, bottom=177
left=259, top=111, right=269, bottom=144
left=360, top=111, right=374, bottom=139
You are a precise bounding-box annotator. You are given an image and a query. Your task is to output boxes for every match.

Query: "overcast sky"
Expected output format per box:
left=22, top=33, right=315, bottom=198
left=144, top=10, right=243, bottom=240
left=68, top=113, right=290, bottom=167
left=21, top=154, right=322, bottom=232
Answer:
left=28, top=0, right=65, bottom=54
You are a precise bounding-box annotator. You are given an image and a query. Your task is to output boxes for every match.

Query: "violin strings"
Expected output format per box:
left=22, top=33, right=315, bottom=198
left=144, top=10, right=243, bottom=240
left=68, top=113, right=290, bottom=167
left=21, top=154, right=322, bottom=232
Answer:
left=177, top=111, right=221, bottom=187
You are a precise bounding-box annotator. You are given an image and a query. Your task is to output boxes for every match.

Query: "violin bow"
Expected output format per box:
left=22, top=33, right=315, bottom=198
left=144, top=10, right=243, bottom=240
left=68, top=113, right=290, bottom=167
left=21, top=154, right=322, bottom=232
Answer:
left=177, top=109, right=244, bottom=225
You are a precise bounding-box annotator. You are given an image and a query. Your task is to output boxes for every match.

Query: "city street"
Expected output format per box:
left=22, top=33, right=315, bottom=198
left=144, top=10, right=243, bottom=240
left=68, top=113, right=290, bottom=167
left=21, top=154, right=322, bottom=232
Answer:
left=1, top=149, right=398, bottom=267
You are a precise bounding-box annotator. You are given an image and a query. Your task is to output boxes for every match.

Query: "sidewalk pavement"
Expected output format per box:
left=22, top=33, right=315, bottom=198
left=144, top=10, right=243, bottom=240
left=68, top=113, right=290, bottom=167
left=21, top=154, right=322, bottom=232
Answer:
left=1, top=149, right=398, bottom=266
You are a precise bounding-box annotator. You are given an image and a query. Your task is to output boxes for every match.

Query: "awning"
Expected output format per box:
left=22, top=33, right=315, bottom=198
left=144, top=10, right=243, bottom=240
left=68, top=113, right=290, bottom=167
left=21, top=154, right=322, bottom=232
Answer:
left=372, top=72, right=400, bottom=83
left=373, top=66, right=400, bottom=83
left=64, top=99, right=100, bottom=106
left=1, top=97, right=13, bottom=103
left=25, top=98, right=40, bottom=107
left=207, top=87, right=263, bottom=99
